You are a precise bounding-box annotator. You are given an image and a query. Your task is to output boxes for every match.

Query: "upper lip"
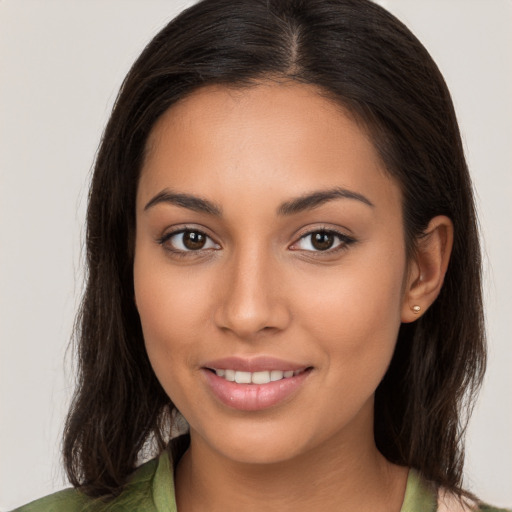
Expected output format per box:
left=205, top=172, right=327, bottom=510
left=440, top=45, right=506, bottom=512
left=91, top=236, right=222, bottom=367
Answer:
left=202, top=356, right=309, bottom=373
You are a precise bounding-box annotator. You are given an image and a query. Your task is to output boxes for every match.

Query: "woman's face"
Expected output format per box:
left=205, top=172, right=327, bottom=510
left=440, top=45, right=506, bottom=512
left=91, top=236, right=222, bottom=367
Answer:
left=134, top=82, right=410, bottom=464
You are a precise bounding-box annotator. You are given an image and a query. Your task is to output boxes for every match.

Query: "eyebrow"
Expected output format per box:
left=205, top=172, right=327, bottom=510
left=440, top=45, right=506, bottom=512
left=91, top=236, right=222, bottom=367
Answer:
left=277, top=187, right=374, bottom=215
left=144, top=186, right=374, bottom=216
left=144, top=190, right=222, bottom=216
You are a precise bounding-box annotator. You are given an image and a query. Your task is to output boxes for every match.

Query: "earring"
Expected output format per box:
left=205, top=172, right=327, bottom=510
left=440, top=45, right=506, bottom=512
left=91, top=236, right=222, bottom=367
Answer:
left=411, top=305, right=421, bottom=314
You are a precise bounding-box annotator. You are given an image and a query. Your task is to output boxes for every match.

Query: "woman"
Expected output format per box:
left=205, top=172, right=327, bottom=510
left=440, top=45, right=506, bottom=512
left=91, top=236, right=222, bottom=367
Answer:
left=13, top=0, right=510, bottom=510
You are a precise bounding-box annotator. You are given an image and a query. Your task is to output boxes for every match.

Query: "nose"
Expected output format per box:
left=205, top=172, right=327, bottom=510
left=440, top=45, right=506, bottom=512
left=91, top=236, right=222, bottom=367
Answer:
left=213, top=247, right=291, bottom=339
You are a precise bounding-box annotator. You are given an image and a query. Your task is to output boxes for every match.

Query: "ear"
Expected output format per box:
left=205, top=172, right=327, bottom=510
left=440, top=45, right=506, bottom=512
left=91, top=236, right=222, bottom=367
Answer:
left=401, top=215, right=454, bottom=323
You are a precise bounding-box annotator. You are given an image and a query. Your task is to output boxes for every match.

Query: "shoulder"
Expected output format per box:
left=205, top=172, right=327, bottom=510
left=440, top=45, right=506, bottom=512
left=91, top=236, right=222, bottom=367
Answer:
left=11, top=456, right=162, bottom=512
left=404, top=470, right=510, bottom=512
left=10, top=487, right=90, bottom=512
left=437, top=487, right=512, bottom=512
left=477, top=507, right=512, bottom=512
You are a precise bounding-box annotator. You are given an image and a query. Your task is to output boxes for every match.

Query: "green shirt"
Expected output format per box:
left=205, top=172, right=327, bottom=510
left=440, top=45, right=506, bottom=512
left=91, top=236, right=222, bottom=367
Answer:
left=12, top=451, right=510, bottom=512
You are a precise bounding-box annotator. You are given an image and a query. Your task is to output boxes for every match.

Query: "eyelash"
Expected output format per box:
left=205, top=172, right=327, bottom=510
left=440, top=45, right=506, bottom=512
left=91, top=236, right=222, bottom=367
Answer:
left=157, top=227, right=356, bottom=257
left=290, top=228, right=356, bottom=255
left=157, top=228, right=220, bottom=258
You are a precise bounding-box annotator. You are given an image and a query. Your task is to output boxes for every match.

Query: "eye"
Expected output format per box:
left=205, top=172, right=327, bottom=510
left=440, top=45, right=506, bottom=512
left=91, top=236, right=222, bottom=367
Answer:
left=159, top=229, right=220, bottom=253
left=292, top=229, right=354, bottom=252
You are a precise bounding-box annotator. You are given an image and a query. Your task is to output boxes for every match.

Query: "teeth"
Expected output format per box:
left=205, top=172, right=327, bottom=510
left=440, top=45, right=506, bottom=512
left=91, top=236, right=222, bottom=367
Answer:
left=213, top=368, right=303, bottom=384
left=251, top=371, right=271, bottom=384
left=234, top=371, right=252, bottom=384
left=270, top=370, right=284, bottom=381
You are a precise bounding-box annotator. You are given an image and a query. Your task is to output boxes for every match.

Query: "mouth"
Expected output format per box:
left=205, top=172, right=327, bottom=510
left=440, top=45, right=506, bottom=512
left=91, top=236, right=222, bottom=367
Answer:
left=201, top=359, right=313, bottom=411
left=206, top=368, right=309, bottom=384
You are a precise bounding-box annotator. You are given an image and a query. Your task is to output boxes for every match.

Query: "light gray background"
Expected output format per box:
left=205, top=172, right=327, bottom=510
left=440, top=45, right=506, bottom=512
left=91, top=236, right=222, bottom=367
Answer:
left=1, top=0, right=511, bottom=509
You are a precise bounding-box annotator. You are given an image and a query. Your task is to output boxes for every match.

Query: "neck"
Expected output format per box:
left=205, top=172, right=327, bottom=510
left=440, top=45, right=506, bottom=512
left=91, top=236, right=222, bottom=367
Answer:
left=175, top=408, right=408, bottom=512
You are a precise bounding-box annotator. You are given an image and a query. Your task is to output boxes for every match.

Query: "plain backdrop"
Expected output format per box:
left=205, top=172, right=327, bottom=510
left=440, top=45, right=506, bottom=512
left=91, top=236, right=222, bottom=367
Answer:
left=1, top=0, right=511, bottom=509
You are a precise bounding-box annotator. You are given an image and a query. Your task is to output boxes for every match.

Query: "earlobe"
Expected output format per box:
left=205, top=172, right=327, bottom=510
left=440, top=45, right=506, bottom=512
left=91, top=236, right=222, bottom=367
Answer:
left=401, top=215, right=454, bottom=323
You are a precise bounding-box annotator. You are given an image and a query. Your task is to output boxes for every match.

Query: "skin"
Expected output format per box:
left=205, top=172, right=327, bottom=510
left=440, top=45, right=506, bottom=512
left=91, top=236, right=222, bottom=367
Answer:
left=134, top=81, right=453, bottom=512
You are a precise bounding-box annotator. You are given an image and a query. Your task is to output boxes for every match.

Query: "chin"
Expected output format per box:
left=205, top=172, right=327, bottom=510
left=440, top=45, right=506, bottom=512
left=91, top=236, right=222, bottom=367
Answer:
left=218, top=440, right=306, bottom=466
left=192, top=418, right=321, bottom=466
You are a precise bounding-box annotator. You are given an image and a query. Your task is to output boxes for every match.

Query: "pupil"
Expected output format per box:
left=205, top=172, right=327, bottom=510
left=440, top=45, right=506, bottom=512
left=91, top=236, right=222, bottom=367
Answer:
left=312, top=232, right=334, bottom=251
left=183, top=231, right=206, bottom=250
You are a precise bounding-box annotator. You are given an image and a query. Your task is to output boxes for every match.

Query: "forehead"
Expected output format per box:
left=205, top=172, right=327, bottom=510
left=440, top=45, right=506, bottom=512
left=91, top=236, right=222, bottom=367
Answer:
left=138, top=81, right=400, bottom=215
left=145, top=81, right=370, bottom=162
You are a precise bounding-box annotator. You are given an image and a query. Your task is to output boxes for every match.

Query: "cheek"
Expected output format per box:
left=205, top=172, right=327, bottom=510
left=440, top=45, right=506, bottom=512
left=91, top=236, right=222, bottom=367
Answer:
left=298, top=248, right=405, bottom=317
left=294, top=249, right=406, bottom=382
left=134, top=237, right=212, bottom=329
left=133, top=248, right=209, bottom=388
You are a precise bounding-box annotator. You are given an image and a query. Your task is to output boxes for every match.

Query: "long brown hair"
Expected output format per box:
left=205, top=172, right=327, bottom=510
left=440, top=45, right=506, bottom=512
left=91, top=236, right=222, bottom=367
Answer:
left=63, top=0, right=486, bottom=498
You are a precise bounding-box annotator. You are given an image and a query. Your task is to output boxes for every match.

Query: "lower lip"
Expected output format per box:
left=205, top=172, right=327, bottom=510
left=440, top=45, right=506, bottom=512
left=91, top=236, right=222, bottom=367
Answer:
left=202, top=369, right=312, bottom=411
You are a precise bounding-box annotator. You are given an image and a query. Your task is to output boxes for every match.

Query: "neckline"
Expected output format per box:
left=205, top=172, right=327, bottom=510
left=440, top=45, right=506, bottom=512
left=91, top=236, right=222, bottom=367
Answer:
left=151, top=450, right=437, bottom=512
left=400, top=469, right=437, bottom=512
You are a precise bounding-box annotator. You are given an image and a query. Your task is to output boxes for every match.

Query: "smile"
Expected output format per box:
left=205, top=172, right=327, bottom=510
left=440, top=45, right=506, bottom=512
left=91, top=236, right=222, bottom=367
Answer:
left=210, top=368, right=305, bottom=384
left=202, top=363, right=313, bottom=411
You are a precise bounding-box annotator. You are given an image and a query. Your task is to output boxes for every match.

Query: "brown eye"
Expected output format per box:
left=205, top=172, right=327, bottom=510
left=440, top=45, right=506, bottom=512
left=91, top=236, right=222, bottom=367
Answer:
left=311, top=231, right=335, bottom=251
left=291, top=229, right=355, bottom=254
left=160, top=229, right=220, bottom=253
left=183, top=230, right=207, bottom=250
